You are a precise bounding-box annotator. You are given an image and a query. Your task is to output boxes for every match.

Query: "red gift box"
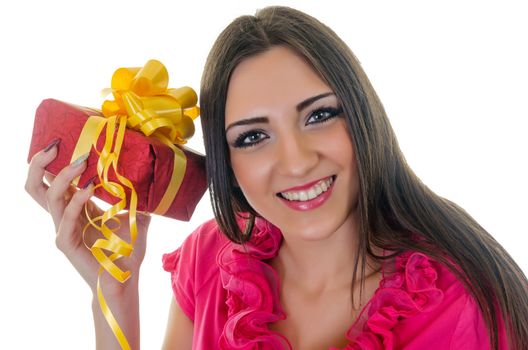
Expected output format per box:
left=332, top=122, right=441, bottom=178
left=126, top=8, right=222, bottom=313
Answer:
left=27, top=98, right=207, bottom=221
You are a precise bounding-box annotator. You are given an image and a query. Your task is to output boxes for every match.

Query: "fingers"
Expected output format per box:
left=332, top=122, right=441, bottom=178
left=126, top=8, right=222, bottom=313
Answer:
left=137, top=212, right=152, bottom=229
left=44, top=172, right=55, bottom=185
left=47, top=153, right=90, bottom=230
left=44, top=171, right=76, bottom=203
left=56, top=182, right=95, bottom=253
left=134, top=212, right=152, bottom=250
left=25, top=139, right=60, bottom=210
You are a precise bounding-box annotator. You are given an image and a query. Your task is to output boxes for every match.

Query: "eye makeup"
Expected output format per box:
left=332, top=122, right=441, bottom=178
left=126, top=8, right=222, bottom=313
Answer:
left=304, top=106, right=343, bottom=126
left=232, top=129, right=269, bottom=148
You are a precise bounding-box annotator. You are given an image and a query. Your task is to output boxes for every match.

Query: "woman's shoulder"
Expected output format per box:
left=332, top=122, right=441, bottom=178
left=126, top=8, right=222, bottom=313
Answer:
left=161, top=218, right=230, bottom=322
left=349, top=250, right=493, bottom=349
left=376, top=250, right=472, bottom=319
left=161, top=216, right=285, bottom=346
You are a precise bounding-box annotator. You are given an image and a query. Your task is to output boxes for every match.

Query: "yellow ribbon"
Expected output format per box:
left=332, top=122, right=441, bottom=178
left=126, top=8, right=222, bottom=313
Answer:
left=69, top=60, right=200, bottom=349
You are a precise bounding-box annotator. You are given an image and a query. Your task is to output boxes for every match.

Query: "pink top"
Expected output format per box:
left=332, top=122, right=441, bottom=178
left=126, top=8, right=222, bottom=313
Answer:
left=162, top=218, right=508, bottom=349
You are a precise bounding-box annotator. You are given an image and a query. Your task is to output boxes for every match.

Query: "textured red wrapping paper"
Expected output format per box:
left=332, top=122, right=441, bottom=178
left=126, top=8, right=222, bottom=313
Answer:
left=27, top=99, right=207, bottom=221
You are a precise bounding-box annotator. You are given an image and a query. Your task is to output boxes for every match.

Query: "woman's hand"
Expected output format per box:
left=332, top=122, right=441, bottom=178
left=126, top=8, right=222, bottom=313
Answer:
left=25, top=140, right=151, bottom=294
left=26, top=140, right=150, bottom=348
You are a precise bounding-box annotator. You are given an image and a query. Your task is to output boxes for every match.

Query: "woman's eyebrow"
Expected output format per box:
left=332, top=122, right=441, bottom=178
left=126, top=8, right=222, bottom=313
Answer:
left=225, top=91, right=335, bottom=133
left=225, top=116, right=269, bottom=133
left=296, top=92, right=334, bottom=112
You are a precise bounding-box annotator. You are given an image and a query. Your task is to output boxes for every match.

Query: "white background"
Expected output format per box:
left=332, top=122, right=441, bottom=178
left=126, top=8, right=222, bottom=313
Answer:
left=1, top=0, right=526, bottom=348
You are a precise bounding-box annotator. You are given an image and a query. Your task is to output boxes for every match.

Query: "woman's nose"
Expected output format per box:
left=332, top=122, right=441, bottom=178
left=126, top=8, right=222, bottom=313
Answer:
left=275, top=130, right=318, bottom=177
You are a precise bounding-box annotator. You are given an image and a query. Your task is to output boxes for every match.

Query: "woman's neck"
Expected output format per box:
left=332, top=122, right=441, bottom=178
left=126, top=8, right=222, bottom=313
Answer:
left=270, top=218, right=380, bottom=295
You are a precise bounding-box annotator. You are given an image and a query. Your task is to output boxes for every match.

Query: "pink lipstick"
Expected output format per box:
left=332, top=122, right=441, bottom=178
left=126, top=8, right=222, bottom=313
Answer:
left=277, top=176, right=335, bottom=211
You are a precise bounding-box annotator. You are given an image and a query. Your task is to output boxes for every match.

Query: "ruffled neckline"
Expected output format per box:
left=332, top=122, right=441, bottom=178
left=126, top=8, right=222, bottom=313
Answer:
left=216, top=218, right=445, bottom=350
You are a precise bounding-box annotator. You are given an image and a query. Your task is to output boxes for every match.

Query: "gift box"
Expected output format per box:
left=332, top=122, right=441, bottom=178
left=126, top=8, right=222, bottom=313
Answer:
left=27, top=98, right=207, bottom=221
left=27, top=60, right=207, bottom=349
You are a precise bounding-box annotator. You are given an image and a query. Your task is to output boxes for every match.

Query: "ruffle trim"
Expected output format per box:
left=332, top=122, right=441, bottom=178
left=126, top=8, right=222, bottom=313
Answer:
left=340, top=252, right=445, bottom=349
left=216, top=218, right=445, bottom=350
left=217, top=217, right=291, bottom=349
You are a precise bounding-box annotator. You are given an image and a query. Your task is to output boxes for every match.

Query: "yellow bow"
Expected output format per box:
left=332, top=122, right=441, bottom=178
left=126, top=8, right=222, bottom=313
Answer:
left=102, top=59, right=200, bottom=142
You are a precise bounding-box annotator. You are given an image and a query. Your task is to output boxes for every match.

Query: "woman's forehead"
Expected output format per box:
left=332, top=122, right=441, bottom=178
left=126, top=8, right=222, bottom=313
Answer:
left=224, top=46, right=333, bottom=124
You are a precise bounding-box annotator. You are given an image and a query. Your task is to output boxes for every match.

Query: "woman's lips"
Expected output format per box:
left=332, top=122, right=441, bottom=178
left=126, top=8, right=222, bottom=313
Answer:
left=277, top=176, right=336, bottom=211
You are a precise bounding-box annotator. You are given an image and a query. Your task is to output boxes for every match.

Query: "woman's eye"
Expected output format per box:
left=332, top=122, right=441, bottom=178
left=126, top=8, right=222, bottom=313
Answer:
left=233, top=130, right=269, bottom=148
left=305, top=107, right=343, bottom=125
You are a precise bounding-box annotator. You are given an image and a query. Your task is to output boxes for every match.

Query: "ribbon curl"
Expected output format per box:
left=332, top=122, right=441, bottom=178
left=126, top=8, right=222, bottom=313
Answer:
left=70, top=60, right=200, bottom=350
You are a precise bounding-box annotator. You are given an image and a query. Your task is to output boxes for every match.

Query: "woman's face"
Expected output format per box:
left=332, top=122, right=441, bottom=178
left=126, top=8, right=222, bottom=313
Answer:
left=225, top=46, right=359, bottom=241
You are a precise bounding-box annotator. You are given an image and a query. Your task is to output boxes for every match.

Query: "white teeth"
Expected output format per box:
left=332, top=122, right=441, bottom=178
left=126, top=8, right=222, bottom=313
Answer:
left=314, top=185, right=323, bottom=196
left=280, top=177, right=334, bottom=202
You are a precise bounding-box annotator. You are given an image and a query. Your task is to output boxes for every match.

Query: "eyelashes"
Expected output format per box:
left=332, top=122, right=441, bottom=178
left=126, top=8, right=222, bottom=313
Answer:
left=231, top=106, right=343, bottom=149
left=305, top=106, right=343, bottom=126
left=233, top=129, right=269, bottom=148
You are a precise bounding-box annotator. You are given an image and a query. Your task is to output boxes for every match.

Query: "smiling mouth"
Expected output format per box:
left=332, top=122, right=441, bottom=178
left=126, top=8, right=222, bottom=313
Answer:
left=277, top=176, right=336, bottom=202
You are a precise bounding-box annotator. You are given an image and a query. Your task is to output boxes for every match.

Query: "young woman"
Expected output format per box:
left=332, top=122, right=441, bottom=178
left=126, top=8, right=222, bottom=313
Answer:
left=25, top=6, right=527, bottom=350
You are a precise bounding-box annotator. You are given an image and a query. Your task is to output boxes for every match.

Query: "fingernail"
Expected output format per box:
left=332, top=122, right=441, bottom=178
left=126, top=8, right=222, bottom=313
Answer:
left=43, top=139, right=60, bottom=152
left=71, top=153, right=90, bottom=168
left=83, top=176, right=97, bottom=189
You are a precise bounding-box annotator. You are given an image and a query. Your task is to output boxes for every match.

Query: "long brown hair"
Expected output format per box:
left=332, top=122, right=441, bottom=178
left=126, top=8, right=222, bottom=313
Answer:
left=199, top=6, right=528, bottom=349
